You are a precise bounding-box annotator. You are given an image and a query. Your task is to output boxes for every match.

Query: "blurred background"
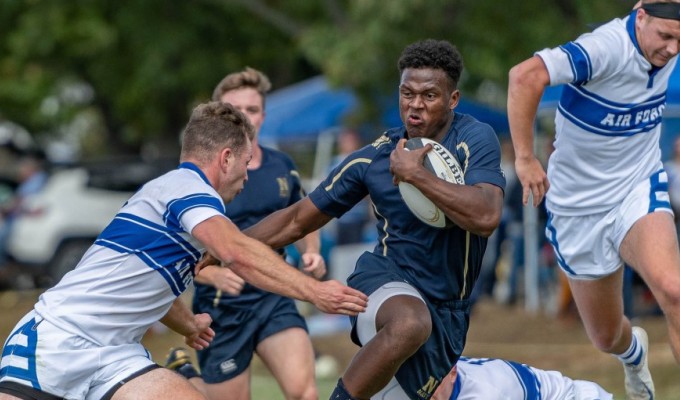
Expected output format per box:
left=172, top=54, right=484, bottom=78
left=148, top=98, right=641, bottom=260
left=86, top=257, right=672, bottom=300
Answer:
left=1, top=1, right=679, bottom=398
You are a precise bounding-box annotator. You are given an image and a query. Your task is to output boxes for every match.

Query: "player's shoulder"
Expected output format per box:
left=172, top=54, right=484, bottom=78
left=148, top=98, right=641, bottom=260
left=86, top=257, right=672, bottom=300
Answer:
left=452, top=113, right=498, bottom=143
left=125, top=167, right=220, bottom=213
left=145, top=167, right=195, bottom=192
left=351, top=129, right=401, bottom=158
left=576, top=13, right=632, bottom=53
left=261, top=145, right=298, bottom=168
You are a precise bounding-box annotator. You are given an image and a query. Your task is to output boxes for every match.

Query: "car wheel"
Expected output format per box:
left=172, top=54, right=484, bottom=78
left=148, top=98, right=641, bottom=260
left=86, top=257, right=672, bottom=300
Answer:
left=47, top=239, right=93, bottom=283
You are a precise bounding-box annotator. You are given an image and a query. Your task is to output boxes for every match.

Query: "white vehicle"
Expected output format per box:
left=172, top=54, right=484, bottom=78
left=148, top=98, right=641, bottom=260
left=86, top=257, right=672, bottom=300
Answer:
left=7, top=159, right=174, bottom=285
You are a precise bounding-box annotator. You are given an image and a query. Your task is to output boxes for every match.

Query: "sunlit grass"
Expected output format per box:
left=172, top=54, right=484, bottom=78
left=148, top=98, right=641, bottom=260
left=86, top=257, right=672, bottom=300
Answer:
left=251, top=374, right=337, bottom=399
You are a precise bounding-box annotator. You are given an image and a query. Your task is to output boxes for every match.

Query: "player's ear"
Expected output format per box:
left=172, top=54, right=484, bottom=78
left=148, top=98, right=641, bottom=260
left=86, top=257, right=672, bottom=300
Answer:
left=219, top=147, right=233, bottom=171
left=449, top=89, right=460, bottom=110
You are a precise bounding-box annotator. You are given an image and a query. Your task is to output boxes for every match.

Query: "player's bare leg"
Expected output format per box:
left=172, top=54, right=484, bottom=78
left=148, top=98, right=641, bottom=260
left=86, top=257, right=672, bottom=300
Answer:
left=111, top=367, right=206, bottom=400
left=620, top=211, right=680, bottom=362
left=568, top=269, right=631, bottom=354
left=258, top=327, right=317, bottom=400
left=568, top=270, right=653, bottom=399
left=341, top=295, right=431, bottom=399
left=201, top=368, right=251, bottom=400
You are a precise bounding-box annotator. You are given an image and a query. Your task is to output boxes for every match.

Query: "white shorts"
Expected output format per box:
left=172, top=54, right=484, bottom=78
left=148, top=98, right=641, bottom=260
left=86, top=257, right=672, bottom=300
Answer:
left=0, top=310, right=156, bottom=400
left=356, top=282, right=424, bottom=400
left=545, top=171, right=673, bottom=279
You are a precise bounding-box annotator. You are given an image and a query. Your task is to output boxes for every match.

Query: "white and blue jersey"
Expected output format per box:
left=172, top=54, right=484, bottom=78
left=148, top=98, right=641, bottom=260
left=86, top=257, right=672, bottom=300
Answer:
left=537, top=9, right=676, bottom=216
left=450, top=357, right=612, bottom=400
left=194, top=146, right=305, bottom=308
left=33, top=162, right=225, bottom=346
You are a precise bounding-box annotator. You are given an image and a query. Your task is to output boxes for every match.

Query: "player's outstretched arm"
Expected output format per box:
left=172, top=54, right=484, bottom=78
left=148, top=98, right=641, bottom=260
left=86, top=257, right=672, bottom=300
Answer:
left=192, top=215, right=367, bottom=315
left=160, top=297, right=215, bottom=350
left=508, top=55, right=551, bottom=207
left=245, top=197, right=333, bottom=249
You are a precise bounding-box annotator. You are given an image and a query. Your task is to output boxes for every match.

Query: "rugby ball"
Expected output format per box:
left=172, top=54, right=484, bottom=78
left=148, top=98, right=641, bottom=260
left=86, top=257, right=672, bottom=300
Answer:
left=398, top=137, right=464, bottom=228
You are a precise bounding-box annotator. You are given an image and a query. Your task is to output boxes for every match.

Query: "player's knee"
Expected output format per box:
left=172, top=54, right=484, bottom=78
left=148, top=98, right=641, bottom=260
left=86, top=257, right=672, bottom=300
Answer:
left=653, top=278, right=680, bottom=311
left=279, top=373, right=317, bottom=400
left=590, top=329, right=622, bottom=353
left=386, top=311, right=432, bottom=350
left=283, top=384, right=317, bottom=400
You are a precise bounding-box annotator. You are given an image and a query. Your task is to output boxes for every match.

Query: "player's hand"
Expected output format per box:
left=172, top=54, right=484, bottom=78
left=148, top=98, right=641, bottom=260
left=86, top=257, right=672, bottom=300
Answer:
left=195, top=251, right=220, bottom=275
left=431, top=365, right=457, bottom=400
left=301, top=252, right=327, bottom=280
left=184, top=313, right=215, bottom=351
left=389, top=138, right=431, bottom=185
left=208, top=265, right=246, bottom=295
left=514, top=155, right=549, bottom=207
left=310, top=280, right=368, bottom=315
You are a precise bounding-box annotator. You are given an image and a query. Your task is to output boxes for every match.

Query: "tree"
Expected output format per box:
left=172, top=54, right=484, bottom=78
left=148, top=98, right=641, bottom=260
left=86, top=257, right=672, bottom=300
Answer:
left=299, top=0, right=632, bottom=119
left=0, top=0, right=321, bottom=157
left=0, top=0, right=634, bottom=158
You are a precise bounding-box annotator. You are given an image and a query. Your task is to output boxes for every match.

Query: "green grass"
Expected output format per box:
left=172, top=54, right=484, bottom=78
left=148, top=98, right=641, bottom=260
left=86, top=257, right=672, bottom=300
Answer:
left=251, top=374, right=337, bottom=399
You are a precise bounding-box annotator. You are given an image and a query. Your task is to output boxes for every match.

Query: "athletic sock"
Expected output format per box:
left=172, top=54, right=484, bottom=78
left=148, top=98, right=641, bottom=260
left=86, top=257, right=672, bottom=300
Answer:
left=617, top=330, right=643, bottom=366
left=330, top=378, right=359, bottom=400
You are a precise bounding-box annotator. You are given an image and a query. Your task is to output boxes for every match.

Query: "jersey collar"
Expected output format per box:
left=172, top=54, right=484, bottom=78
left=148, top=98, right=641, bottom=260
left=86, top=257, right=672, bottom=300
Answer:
left=627, top=10, right=644, bottom=56
left=178, top=162, right=211, bottom=186
left=627, top=9, right=664, bottom=83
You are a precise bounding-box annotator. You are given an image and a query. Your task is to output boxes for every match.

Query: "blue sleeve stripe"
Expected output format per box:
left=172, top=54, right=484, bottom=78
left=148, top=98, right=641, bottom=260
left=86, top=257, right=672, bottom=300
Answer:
left=96, top=216, right=202, bottom=295
left=164, top=193, right=224, bottom=230
left=559, top=42, right=592, bottom=84
left=573, top=42, right=592, bottom=81
left=558, top=84, right=665, bottom=136
left=559, top=46, right=578, bottom=83
left=504, top=361, right=541, bottom=400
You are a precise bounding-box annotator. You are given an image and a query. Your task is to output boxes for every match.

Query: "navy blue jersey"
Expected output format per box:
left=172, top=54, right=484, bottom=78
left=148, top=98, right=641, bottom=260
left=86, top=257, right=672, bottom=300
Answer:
left=309, top=112, right=505, bottom=302
left=194, top=146, right=305, bottom=307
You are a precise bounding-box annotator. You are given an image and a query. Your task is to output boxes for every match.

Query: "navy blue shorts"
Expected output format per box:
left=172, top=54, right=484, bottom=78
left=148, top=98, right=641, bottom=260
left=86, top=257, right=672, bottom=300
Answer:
left=348, top=252, right=470, bottom=400
left=193, top=294, right=307, bottom=384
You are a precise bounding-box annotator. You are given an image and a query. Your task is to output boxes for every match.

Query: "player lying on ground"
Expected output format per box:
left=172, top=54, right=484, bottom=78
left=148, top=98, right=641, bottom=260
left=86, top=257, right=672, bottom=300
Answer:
left=430, top=356, right=613, bottom=400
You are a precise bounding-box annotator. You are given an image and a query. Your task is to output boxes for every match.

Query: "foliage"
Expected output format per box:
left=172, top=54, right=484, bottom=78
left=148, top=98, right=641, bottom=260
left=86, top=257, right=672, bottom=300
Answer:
left=0, top=0, right=633, bottom=157
left=301, top=0, right=632, bottom=117
left=0, top=0, right=321, bottom=156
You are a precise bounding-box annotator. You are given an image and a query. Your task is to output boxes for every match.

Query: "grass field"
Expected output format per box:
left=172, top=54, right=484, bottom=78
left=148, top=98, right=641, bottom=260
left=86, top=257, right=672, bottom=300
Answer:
left=1, top=289, right=679, bottom=399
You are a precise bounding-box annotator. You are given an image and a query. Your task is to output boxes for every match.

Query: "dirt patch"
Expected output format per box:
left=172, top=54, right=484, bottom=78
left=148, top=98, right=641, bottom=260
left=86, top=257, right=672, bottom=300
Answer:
left=1, top=290, right=678, bottom=399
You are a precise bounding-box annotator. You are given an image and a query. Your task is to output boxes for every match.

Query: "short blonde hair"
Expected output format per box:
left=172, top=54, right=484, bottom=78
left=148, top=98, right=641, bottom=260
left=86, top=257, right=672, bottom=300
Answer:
left=180, top=101, right=253, bottom=164
left=211, top=67, right=272, bottom=103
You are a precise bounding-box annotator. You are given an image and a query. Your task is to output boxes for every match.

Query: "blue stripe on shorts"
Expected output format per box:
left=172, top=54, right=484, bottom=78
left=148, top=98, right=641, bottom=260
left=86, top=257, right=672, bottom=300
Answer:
left=0, top=317, right=41, bottom=389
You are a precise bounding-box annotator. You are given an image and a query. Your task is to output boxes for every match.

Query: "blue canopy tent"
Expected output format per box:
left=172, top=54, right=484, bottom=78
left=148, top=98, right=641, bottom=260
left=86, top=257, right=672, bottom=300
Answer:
left=259, top=76, right=358, bottom=144
left=258, top=75, right=510, bottom=145
left=660, top=66, right=680, bottom=160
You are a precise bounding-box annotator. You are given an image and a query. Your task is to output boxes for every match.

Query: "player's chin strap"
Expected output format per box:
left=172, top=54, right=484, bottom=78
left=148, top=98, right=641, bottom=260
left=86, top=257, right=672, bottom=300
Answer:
left=642, top=2, right=680, bottom=20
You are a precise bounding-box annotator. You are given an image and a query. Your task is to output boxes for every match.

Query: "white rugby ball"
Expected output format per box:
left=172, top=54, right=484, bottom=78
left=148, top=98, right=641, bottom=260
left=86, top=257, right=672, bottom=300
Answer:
left=398, top=137, right=464, bottom=228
